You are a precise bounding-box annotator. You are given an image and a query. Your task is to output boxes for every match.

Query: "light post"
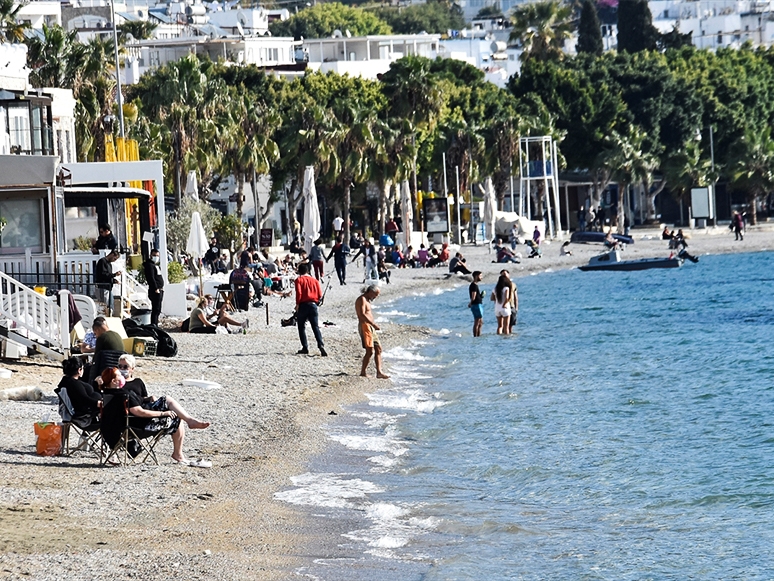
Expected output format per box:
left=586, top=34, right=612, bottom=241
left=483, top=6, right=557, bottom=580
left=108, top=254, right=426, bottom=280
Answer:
left=109, top=0, right=125, bottom=138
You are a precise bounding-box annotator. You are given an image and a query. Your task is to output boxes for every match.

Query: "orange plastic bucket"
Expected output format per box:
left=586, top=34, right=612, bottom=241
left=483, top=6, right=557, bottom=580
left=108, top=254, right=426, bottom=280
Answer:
left=33, top=422, right=62, bottom=456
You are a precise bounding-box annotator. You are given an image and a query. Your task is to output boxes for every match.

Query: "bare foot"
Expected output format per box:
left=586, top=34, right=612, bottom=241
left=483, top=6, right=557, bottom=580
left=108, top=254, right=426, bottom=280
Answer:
left=376, top=373, right=391, bottom=379
left=187, top=419, right=210, bottom=430
left=171, top=455, right=188, bottom=464
left=360, top=373, right=372, bottom=378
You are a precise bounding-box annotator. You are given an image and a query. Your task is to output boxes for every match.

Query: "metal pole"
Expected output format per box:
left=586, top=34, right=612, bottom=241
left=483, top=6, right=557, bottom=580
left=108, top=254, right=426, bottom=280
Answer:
left=109, top=0, right=125, bottom=137
left=518, top=138, right=524, bottom=216
left=710, top=125, right=717, bottom=225
left=455, top=165, right=461, bottom=244
left=509, top=159, right=515, bottom=213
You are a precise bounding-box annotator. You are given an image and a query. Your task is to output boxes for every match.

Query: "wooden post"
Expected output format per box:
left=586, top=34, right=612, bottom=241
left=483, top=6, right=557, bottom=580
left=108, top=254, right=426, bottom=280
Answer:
left=265, top=303, right=269, bottom=326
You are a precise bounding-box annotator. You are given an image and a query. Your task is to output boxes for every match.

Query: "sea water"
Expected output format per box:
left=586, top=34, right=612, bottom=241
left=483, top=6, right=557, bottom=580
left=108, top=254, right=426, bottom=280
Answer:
left=276, top=251, right=774, bottom=580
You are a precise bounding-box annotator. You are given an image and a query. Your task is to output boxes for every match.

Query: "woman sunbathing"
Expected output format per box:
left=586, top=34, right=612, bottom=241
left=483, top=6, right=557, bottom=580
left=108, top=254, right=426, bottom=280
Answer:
left=103, top=364, right=210, bottom=466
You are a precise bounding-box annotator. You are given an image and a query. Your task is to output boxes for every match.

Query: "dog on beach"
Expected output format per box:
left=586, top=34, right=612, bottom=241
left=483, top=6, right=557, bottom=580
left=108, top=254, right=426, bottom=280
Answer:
left=0, top=386, right=45, bottom=401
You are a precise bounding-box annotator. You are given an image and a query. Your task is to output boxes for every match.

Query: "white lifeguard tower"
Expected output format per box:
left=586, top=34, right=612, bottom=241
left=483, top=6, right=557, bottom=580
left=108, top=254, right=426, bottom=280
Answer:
left=518, top=135, right=563, bottom=239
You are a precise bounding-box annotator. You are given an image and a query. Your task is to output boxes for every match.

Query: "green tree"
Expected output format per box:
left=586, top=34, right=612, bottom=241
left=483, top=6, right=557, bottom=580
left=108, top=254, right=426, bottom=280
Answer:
left=117, top=20, right=158, bottom=42
left=269, top=3, right=391, bottom=40
left=376, top=0, right=465, bottom=35
left=475, top=4, right=504, bottom=19
left=0, top=0, right=29, bottom=43
left=576, top=0, right=603, bottom=56
left=729, top=125, right=774, bottom=225
left=509, top=0, right=574, bottom=62
left=215, top=214, right=248, bottom=268
left=617, top=0, right=658, bottom=53
left=165, top=197, right=222, bottom=260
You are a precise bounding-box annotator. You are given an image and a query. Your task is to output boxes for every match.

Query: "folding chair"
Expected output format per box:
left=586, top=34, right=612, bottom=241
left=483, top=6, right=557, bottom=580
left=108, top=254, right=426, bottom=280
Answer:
left=215, top=284, right=235, bottom=312
left=99, top=389, right=176, bottom=466
left=55, top=385, right=103, bottom=459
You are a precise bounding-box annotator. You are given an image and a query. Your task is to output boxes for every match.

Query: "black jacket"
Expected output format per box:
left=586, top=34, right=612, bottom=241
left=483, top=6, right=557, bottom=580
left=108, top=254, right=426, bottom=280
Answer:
left=57, top=375, right=102, bottom=417
left=143, top=259, right=164, bottom=292
left=95, top=257, right=114, bottom=288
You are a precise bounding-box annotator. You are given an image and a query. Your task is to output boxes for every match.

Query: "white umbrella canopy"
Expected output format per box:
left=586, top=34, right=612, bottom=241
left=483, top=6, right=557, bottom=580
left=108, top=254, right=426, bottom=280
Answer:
left=186, top=211, right=209, bottom=296
left=186, top=211, right=209, bottom=259
left=302, top=166, right=321, bottom=254
left=185, top=170, right=198, bottom=200
left=483, top=176, right=497, bottom=241
left=400, top=179, right=413, bottom=247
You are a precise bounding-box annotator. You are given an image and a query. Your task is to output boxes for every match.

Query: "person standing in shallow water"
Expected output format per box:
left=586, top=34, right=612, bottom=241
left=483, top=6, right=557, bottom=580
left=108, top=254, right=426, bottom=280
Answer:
left=355, top=284, right=390, bottom=379
left=468, top=271, right=484, bottom=337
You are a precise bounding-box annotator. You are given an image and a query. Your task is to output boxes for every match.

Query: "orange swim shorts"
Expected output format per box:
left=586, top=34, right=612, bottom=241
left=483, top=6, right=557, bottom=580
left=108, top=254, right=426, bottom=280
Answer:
left=359, top=322, right=380, bottom=349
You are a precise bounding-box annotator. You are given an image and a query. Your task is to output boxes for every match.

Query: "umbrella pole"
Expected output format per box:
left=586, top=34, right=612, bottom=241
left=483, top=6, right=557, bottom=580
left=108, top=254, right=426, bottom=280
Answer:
left=198, top=258, right=204, bottom=298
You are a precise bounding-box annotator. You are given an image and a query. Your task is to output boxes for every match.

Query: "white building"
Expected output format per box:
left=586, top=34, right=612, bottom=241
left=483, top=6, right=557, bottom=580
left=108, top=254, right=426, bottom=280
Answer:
left=16, top=1, right=61, bottom=29
left=303, top=33, right=440, bottom=78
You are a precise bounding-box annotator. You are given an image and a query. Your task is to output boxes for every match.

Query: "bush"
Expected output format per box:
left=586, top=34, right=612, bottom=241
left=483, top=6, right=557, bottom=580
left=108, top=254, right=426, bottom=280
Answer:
left=74, top=236, right=93, bottom=251
left=167, top=261, right=186, bottom=284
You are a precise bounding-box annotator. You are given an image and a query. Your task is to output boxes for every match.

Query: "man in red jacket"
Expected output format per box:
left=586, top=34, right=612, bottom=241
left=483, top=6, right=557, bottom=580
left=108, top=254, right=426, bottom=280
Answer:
left=294, top=262, right=327, bottom=356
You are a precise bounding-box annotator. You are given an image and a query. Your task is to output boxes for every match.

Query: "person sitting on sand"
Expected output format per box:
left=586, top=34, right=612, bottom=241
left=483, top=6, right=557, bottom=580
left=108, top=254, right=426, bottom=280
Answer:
left=56, top=357, right=102, bottom=425
left=417, top=244, right=429, bottom=267
left=604, top=229, right=620, bottom=251
left=355, top=284, right=389, bottom=379
left=449, top=252, right=472, bottom=275
left=661, top=226, right=672, bottom=240
left=189, top=296, right=247, bottom=334
left=560, top=241, right=573, bottom=256
left=495, top=241, right=520, bottom=264
left=101, top=366, right=208, bottom=466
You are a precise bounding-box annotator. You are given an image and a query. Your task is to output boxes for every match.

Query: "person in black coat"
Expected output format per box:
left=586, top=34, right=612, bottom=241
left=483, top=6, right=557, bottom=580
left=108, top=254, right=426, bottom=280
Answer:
left=92, top=223, right=118, bottom=254
left=95, top=249, right=120, bottom=316
left=143, top=248, right=164, bottom=326
left=56, top=357, right=102, bottom=426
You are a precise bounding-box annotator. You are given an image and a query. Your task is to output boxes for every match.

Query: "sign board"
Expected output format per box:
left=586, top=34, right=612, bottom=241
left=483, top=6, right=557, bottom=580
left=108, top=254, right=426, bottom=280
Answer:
left=690, top=186, right=715, bottom=219
left=259, top=228, right=274, bottom=248
left=424, top=197, right=449, bottom=233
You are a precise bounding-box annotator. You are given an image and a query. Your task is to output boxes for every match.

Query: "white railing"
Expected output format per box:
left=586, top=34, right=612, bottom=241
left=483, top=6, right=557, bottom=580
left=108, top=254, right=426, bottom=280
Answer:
left=123, top=270, right=150, bottom=311
left=0, top=271, right=70, bottom=354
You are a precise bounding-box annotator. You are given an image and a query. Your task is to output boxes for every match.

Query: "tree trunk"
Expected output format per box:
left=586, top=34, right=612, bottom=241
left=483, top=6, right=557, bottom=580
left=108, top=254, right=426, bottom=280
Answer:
left=643, top=178, right=667, bottom=223
left=617, top=181, right=627, bottom=233
left=236, top=172, right=244, bottom=221
left=378, top=179, right=392, bottom=237
left=749, top=192, right=759, bottom=225
left=344, top=183, right=351, bottom=244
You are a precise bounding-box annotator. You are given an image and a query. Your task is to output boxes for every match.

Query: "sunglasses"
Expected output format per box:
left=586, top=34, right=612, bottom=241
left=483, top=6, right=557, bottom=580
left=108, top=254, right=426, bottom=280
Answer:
left=118, top=364, right=131, bottom=370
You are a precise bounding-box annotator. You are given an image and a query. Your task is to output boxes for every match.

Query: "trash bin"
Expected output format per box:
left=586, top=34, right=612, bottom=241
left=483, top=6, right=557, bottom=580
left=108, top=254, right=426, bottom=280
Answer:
left=130, top=307, right=152, bottom=326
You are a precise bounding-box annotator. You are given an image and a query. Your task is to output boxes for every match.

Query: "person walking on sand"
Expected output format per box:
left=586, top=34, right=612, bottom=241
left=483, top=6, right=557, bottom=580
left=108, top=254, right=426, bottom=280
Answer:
left=732, top=211, right=745, bottom=241
left=468, top=271, right=484, bottom=337
left=294, top=262, right=327, bottom=356
left=356, top=284, right=390, bottom=379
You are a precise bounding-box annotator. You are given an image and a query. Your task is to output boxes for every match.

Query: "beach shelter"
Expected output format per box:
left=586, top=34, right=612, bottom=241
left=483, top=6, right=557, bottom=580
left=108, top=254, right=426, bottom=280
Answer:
left=185, top=170, right=198, bottom=200
left=483, top=176, right=497, bottom=242
left=186, top=211, right=209, bottom=296
left=302, top=166, right=320, bottom=254
left=400, top=180, right=413, bottom=247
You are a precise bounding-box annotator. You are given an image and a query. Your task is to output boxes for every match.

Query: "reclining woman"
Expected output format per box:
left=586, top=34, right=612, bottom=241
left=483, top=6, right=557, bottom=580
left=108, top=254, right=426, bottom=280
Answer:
left=103, top=364, right=210, bottom=466
left=188, top=295, right=247, bottom=334
left=56, top=356, right=102, bottom=425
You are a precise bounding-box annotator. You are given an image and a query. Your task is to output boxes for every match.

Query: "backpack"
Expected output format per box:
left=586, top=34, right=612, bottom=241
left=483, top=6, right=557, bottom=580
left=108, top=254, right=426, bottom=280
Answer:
left=123, top=321, right=178, bottom=357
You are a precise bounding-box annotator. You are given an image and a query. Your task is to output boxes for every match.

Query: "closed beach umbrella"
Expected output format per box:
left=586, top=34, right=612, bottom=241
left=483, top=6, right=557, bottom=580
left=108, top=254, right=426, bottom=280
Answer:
left=186, top=211, right=209, bottom=296
left=483, top=176, right=497, bottom=242
left=185, top=170, right=198, bottom=200
left=401, top=179, right=413, bottom=246
left=302, top=166, right=320, bottom=254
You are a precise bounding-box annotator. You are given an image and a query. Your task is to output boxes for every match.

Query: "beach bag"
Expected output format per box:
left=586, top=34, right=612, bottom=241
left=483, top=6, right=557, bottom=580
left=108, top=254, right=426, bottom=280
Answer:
left=34, top=422, right=62, bottom=456
left=281, top=313, right=297, bottom=327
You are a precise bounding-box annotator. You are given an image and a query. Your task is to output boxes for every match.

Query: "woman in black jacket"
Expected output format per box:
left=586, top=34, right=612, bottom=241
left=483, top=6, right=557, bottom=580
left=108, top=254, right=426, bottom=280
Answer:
left=56, top=357, right=102, bottom=425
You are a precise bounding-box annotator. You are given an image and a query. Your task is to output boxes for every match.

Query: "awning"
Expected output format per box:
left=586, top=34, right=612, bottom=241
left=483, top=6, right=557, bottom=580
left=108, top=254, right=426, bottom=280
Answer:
left=62, top=186, right=152, bottom=200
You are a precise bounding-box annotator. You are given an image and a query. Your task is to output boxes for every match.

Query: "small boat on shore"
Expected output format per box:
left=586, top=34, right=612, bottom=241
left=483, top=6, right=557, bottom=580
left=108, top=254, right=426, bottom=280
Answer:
left=571, top=231, right=635, bottom=245
left=579, top=250, right=683, bottom=271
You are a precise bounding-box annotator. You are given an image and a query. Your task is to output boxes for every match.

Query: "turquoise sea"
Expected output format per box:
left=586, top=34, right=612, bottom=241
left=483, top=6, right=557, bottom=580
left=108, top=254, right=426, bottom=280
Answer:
left=276, top=250, right=774, bottom=580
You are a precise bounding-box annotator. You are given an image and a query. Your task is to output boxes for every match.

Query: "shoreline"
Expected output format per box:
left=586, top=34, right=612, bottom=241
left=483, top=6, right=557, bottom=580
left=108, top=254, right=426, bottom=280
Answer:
left=0, top=227, right=771, bottom=579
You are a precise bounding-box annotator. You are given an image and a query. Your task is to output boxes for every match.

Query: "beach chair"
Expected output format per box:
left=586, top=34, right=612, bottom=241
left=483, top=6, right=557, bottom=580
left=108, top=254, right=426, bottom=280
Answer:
left=99, top=389, right=176, bottom=466
left=55, top=385, right=103, bottom=459
left=215, top=284, right=235, bottom=312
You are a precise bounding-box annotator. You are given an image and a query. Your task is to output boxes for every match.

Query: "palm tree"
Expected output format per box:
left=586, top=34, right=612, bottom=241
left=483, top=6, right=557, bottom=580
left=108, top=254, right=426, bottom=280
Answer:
left=219, top=91, right=280, bottom=221
left=509, top=0, right=574, bottom=62
left=25, top=25, right=81, bottom=88
left=729, top=125, right=774, bottom=225
left=371, top=116, right=414, bottom=235
left=598, top=126, right=655, bottom=232
left=381, top=56, right=443, bottom=226
left=0, top=0, right=29, bottom=43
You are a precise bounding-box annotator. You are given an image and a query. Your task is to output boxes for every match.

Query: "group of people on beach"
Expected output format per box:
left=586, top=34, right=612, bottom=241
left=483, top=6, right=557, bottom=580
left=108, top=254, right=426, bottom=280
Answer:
left=468, top=269, right=518, bottom=337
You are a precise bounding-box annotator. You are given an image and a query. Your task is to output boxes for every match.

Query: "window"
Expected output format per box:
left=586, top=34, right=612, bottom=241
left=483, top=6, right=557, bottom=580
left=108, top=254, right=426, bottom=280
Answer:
left=0, top=198, right=44, bottom=254
left=150, top=51, right=160, bottom=66
left=8, top=105, right=31, bottom=153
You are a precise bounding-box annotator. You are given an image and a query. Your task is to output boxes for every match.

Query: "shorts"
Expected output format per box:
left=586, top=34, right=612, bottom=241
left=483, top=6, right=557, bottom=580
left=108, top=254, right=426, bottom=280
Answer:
left=470, top=303, right=484, bottom=320
left=359, top=323, right=380, bottom=349
left=494, top=303, right=512, bottom=318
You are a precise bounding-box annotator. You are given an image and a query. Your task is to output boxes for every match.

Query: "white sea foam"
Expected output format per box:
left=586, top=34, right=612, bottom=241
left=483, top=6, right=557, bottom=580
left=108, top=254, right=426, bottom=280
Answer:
left=383, top=346, right=426, bottom=361
left=366, top=389, right=446, bottom=413
left=274, top=473, right=383, bottom=509
left=328, top=431, right=408, bottom=456
left=342, top=501, right=439, bottom=557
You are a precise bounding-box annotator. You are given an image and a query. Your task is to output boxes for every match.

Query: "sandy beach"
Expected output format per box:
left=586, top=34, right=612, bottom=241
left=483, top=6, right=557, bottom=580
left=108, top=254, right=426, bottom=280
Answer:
left=0, top=224, right=771, bottom=580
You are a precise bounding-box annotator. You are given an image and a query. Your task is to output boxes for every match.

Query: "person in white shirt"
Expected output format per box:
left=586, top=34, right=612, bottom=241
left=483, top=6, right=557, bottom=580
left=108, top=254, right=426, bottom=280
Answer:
left=332, top=215, right=344, bottom=235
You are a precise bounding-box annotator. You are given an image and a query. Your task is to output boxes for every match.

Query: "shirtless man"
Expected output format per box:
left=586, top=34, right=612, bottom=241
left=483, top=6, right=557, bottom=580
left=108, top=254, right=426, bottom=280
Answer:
left=355, top=284, right=390, bottom=379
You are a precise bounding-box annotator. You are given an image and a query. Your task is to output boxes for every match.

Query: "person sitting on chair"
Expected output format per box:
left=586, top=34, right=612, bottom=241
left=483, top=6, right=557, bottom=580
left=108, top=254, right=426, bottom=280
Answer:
left=57, top=357, right=102, bottom=425
left=102, top=367, right=207, bottom=466
left=604, top=229, right=620, bottom=251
